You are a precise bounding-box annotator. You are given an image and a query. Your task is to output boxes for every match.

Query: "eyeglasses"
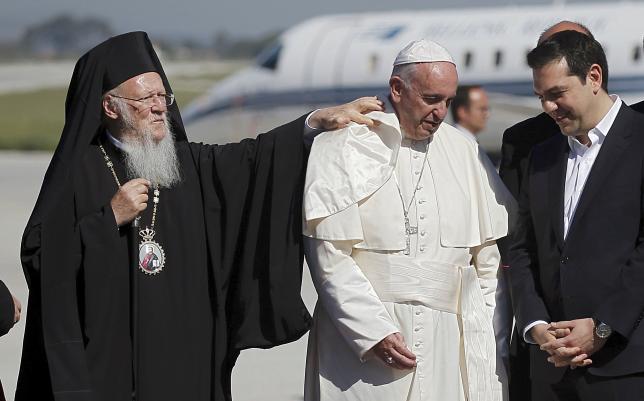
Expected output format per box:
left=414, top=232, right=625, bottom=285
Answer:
left=110, top=93, right=175, bottom=108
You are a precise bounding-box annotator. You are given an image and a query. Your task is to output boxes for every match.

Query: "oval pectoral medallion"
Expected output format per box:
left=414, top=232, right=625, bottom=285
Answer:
left=138, top=239, right=166, bottom=275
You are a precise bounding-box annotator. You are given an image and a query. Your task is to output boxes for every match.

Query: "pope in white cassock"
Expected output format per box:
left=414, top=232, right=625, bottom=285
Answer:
left=302, top=40, right=515, bottom=401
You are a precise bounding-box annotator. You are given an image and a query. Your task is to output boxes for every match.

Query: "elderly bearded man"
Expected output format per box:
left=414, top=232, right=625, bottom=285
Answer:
left=302, top=39, right=515, bottom=401
left=17, top=32, right=382, bottom=401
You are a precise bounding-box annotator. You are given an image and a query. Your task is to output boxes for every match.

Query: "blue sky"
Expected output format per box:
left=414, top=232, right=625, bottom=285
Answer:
left=0, top=0, right=631, bottom=42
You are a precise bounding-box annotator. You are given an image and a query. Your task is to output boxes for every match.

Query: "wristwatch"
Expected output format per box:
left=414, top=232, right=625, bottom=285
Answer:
left=594, top=319, right=612, bottom=339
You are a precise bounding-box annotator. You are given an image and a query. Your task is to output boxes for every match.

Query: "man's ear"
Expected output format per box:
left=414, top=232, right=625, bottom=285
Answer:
left=389, top=76, right=404, bottom=103
left=587, top=64, right=603, bottom=94
left=103, top=96, right=119, bottom=120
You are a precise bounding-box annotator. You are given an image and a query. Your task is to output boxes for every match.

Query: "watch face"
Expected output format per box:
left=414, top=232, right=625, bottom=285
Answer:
left=596, top=322, right=612, bottom=339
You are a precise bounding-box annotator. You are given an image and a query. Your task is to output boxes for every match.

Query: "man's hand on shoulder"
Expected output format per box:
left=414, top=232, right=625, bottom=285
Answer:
left=371, top=332, right=416, bottom=370
left=308, top=96, right=384, bottom=131
left=111, top=178, right=151, bottom=227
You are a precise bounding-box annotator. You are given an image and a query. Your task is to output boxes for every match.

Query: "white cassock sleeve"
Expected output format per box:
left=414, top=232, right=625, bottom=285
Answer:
left=471, top=240, right=510, bottom=396
left=470, top=240, right=500, bottom=314
left=304, top=237, right=400, bottom=361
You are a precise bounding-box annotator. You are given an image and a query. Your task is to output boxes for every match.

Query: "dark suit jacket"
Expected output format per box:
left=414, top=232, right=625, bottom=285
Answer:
left=499, top=112, right=560, bottom=198
left=497, top=112, right=561, bottom=399
left=632, top=100, right=644, bottom=113
left=509, top=104, right=644, bottom=383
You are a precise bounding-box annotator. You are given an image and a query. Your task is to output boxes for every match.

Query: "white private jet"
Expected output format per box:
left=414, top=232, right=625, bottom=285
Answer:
left=183, top=2, right=644, bottom=155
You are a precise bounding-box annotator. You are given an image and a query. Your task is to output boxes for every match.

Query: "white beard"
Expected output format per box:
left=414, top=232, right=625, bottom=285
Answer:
left=119, top=113, right=182, bottom=188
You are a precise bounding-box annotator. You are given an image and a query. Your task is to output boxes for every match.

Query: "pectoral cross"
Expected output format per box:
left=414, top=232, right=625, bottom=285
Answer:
left=404, top=215, right=418, bottom=255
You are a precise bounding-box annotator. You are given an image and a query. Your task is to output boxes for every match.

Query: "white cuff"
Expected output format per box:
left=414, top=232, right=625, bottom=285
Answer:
left=303, top=110, right=322, bottom=149
left=523, top=320, right=549, bottom=344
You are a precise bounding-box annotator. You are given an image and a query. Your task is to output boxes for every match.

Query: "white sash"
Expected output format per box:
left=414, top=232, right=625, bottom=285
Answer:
left=352, top=251, right=503, bottom=401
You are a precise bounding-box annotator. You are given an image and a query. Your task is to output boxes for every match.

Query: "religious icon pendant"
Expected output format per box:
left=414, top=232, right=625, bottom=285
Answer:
left=138, top=227, right=166, bottom=275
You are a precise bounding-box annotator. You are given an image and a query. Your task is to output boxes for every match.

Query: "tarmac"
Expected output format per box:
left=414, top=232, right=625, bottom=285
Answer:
left=0, top=60, right=245, bottom=94
left=0, top=150, right=318, bottom=400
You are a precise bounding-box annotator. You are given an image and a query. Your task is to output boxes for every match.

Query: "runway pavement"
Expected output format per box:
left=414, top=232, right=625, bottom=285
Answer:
left=0, top=60, right=245, bottom=94
left=0, top=150, right=318, bottom=401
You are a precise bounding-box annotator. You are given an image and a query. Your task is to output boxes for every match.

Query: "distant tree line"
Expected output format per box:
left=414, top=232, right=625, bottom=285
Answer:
left=212, top=30, right=281, bottom=59
left=22, top=15, right=114, bottom=58
left=0, top=14, right=282, bottom=61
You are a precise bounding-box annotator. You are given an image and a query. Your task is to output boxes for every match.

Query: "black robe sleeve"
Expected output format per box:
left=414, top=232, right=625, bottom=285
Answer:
left=191, top=115, right=312, bottom=400
left=18, top=223, right=55, bottom=401
left=0, top=280, right=14, bottom=337
left=18, top=201, right=94, bottom=401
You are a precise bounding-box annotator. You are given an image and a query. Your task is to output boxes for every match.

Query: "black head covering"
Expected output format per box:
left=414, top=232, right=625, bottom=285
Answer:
left=19, top=32, right=188, bottom=399
left=31, top=31, right=187, bottom=225
left=102, top=33, right=158, bottom=93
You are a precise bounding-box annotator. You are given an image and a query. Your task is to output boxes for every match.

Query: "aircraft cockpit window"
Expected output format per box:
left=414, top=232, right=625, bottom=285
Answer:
left=494, top=50, right=503, bottom=68
left=633, top=45, right=642, bottom=63
left=464, top=52, right=473, bottom=68
left=256, top=43, right=282, bottom=71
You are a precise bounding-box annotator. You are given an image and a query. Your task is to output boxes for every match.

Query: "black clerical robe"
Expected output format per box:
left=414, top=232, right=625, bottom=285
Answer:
left=18, top=116, right=311, bottom=401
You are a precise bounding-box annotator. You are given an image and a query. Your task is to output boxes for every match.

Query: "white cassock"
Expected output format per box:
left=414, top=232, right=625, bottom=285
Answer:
left=302, top=100, right=515, bottom=401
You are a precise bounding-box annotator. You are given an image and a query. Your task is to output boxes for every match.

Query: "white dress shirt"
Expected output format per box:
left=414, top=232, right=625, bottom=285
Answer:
left=563, top=95, right=622, bottom=238
left=523, top=95, right=622, bottom=342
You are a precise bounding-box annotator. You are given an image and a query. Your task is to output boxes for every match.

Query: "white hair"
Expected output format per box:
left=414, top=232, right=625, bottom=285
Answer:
left=391, top=63, right=418, bottom=89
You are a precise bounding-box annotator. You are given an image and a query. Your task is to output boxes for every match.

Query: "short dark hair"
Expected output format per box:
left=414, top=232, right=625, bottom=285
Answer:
left=450, top=85, right=481, bottom=122
left=527, top=30, right=608, bottom=91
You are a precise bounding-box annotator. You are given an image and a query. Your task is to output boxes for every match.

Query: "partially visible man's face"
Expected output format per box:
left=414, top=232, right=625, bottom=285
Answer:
left=533, top=57, right=597, bottom=137
left=390, top=62, right=458, bottom=140
left=459, top=88, right=489, bottom=135
left=112, top=71, right=169, bottom=143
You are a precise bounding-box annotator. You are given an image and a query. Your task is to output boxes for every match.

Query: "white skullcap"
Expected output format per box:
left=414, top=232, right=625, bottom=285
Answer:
left=393, top=39, right=455, bottom=66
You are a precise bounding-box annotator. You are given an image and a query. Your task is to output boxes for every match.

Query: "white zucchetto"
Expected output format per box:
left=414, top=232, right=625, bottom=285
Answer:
left=393, top=39, right=455, bottom=66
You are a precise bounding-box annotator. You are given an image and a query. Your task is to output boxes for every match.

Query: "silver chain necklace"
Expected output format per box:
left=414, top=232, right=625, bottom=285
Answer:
left=393, top=140, right=430, bottom=255
left=99, top=143, right=166, bottom=275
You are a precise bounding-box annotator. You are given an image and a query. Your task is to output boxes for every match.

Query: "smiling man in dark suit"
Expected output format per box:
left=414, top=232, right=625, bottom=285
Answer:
left=508, top=30, right=644, bottom=400
left=500, top=25, right=644, bottom=401
left=497, top=21, right=594, bottom=401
